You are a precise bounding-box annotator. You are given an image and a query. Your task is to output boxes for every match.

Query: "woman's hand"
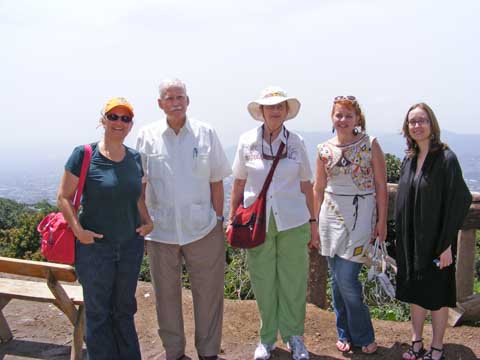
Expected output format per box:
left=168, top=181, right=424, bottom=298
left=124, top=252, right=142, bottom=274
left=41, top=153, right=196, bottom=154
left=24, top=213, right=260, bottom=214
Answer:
left=136, top=222, right=154, bottom=237
left=226, top=223, right=233, bottom=238
left=374, top=221, right=387, bottom=243
left=76, top=228, right=103, bottom=244
left=308, top=223, right=320, bottom=249
left=438, top=245, right=453, bottom=269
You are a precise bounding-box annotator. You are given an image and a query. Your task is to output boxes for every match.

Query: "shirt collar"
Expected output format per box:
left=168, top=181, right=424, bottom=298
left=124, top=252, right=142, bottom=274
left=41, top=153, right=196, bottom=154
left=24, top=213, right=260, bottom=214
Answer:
left=258, top=124, right=288, bottom=144
left=160, top=116, right=193, bottom=135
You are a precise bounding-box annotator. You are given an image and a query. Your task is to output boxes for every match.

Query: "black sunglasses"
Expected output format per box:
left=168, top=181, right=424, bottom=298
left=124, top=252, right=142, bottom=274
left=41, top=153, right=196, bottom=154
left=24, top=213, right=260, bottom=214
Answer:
left=104, top=113, right=133, bottom=123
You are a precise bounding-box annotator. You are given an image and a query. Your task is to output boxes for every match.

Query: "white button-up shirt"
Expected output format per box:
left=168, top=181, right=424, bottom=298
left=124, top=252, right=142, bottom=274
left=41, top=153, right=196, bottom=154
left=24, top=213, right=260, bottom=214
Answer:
left=232, top=125, right=312, bottom=232
left=136, top=117, right=232, bottom=245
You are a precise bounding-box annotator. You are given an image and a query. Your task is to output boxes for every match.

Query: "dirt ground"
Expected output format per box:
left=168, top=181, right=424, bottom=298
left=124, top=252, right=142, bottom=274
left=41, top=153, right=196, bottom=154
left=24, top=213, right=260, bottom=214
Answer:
left=1, top=281, right=479, bottom=360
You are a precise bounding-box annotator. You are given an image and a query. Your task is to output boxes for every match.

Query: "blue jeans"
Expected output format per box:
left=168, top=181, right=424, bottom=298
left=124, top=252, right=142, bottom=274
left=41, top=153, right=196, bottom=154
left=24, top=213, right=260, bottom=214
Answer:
left=327, top=256, right=374, bottom=347
left=76, top=236, right=144, bottom=360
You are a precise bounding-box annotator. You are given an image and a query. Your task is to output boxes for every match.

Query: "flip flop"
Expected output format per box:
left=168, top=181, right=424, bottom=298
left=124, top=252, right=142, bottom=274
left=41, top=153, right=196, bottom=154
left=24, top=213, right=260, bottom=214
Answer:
left=336, top=340, right=351, bottom=352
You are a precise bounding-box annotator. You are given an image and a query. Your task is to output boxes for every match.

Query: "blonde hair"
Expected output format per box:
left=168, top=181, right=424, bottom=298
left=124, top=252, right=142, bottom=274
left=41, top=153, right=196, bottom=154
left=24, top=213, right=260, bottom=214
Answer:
left=331, top=99, right=366, bottom=131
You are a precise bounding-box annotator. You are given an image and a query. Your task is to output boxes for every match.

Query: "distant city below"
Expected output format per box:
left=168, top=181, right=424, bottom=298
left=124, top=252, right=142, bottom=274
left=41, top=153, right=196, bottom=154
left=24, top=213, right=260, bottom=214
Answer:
left=1, top=130, right=479, bottom=204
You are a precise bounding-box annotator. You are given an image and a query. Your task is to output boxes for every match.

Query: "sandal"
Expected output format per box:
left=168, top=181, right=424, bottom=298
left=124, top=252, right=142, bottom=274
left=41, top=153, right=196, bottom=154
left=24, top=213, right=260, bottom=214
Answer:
left=361, top=342, right=377, bottom=354
left=335, top=340, right=351, bottom=352
left=403, top=339, right=426, bottom=360
left=423, top=346, right=445, bottom=360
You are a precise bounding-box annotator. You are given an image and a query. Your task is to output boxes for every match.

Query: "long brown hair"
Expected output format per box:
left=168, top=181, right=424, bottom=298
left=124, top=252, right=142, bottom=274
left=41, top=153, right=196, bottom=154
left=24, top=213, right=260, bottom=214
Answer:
left=402, top=102, right=445, bottom=158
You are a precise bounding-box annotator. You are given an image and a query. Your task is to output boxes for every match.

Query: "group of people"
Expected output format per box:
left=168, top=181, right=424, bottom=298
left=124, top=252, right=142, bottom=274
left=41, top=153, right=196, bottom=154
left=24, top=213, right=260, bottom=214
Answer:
left=57, top=78, right=472, bottom=360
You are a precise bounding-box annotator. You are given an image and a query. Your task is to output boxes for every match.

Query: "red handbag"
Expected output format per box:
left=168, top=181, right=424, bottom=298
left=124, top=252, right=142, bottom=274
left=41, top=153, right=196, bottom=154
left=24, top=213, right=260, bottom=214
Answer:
left=37, top=144, right=92, bottom=264
left=227, top=142, right=285, bottom=249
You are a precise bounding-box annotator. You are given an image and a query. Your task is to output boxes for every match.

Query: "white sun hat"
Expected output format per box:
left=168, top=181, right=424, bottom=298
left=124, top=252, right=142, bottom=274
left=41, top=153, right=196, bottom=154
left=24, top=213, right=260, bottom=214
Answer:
left=247, top=86, right=301, bottom=121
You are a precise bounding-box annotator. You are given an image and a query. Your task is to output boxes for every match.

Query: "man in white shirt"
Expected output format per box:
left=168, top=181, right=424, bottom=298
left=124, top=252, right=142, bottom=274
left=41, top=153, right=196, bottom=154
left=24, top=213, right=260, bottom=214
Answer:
left=136, top=79, right=231, bottom=360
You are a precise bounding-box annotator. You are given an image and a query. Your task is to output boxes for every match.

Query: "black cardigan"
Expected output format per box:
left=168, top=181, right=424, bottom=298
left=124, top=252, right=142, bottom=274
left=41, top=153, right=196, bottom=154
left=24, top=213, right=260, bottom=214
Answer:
left=395, top=147, right=472, bottom=280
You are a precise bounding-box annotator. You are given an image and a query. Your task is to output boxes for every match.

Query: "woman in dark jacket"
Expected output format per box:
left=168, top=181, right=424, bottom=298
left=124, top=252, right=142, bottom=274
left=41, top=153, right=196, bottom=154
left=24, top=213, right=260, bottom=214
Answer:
left=395, top=103, right=472, bottom=360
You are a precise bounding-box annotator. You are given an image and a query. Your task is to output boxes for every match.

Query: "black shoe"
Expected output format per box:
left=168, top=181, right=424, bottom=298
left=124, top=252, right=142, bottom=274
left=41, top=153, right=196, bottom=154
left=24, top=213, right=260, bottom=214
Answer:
left=423, top=346, right=445, bottom=360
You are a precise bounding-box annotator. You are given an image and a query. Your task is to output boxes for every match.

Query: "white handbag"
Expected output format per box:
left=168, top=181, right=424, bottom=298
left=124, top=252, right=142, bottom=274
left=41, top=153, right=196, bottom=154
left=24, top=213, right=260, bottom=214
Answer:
left=366, top=238, right=397, bottom=299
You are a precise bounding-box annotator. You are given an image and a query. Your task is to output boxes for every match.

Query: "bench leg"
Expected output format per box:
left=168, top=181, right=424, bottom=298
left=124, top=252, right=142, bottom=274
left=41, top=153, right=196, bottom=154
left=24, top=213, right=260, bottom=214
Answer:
left=71, top=304, right=85, bottom=360
left=0, top=297, right=12, bottom=343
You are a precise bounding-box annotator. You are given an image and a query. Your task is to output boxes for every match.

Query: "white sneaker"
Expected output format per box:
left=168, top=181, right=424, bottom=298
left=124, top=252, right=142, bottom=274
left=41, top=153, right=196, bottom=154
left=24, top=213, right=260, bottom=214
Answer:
left=287, top=336, right=309, bottom=360
left=254, top=343, right=275, bottom=360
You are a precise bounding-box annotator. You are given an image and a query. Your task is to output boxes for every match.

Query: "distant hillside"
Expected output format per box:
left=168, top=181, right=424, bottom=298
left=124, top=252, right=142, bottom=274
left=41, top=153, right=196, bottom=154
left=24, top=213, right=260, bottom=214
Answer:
left=225, top=130, right=480, bottom=192
left=225, top=129, right=479, bottom=163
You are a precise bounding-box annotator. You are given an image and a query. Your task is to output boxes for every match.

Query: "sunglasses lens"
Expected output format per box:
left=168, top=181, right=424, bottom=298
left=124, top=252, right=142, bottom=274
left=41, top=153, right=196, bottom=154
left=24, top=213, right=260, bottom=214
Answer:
left=106, top=113, right=132, bottom=123
left=334, top=95, right=356, bottom=102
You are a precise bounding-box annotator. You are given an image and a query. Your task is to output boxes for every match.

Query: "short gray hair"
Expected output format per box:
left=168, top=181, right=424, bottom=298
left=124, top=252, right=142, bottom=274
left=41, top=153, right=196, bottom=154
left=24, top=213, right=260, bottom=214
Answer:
left=158, top=78, right=187, bottom=99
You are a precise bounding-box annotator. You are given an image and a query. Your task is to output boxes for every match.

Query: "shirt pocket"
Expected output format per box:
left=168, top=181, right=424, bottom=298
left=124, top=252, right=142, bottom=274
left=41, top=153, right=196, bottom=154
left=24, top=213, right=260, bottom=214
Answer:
left=192, top=152, right=210, bottom=178
left=147, top=154, right=169, bottom=180
left=183, top=203, right=211, bottom=235
left=277, top=157, right=300, bottom=179
left=150, top=207, right=174, bottom=231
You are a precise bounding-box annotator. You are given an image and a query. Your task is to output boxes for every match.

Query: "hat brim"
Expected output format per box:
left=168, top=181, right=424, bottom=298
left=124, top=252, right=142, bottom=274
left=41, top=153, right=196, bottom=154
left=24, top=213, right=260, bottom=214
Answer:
left=247, top=97, right=301, bottom=121
left=106, top=105, right=134, bottom=117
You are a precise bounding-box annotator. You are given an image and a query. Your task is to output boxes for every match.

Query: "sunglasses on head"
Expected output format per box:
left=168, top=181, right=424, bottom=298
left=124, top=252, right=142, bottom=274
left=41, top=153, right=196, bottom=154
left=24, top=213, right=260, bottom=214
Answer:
left=334, top=95, right=357, bottom=103
left=104, top=113, right=133, bottom=123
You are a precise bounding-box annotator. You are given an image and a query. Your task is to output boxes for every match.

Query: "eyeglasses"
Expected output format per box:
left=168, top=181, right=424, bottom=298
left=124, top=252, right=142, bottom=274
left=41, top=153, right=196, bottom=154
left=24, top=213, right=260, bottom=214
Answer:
left=334, top=95, right=357, bottom=103
left=261, top=125, right=288, bottom=160
left=104, top=113, right=133, bottom=123
left=407, top=118, right=430, bottom=126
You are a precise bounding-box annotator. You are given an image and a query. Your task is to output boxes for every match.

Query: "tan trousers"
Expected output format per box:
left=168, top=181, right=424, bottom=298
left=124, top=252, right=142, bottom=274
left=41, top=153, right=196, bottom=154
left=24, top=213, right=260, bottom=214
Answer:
left=147, top=223, right=225, bottom=360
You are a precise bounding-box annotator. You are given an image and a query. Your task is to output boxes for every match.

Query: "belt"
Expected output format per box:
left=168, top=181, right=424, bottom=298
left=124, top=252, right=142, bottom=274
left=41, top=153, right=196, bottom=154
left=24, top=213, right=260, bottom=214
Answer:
left=325, top=191, right=374, bottom=231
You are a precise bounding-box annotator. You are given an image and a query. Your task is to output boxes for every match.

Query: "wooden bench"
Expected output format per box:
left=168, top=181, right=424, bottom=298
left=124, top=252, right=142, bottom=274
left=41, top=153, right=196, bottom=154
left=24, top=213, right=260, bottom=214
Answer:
left=0, top=256, right=85, bottom=360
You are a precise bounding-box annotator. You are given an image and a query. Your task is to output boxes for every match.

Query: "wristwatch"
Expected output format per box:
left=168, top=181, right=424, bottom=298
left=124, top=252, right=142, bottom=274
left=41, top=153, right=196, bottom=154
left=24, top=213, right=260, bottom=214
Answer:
left=309, top=218, right=318, bottom=223
left=217, top=215, right=225, bottom=222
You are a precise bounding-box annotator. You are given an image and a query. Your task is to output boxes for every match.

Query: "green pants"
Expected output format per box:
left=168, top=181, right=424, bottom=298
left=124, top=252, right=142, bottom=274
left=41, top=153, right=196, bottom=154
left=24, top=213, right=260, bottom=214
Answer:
left=247, top=213, right=310, bottom=344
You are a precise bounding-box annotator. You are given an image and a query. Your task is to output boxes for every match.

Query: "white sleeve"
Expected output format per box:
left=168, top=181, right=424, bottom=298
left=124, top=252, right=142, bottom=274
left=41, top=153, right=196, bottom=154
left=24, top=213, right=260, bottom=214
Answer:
left=298, top=138, right=313, bottom=182
left=135, top=129, right=149, bottom=183
left=209, top=129, right=232, bottom=182
left=232, top=139, right=247, bottom=180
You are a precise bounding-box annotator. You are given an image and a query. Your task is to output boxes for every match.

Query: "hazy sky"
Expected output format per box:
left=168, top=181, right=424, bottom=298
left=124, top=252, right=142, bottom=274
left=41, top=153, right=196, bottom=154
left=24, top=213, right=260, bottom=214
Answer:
left=1, top=0, right=479, bottom=166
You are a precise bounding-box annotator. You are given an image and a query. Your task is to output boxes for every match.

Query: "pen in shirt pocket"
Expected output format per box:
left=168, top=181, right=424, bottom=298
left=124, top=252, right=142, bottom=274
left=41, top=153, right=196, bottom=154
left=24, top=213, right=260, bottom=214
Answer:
left=193, top=147, right=198, bottom=159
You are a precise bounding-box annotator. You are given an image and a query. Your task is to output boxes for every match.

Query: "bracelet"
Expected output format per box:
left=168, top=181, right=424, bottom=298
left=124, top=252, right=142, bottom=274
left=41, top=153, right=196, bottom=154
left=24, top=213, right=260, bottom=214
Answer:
left=309, top=218, right=317, bottom=223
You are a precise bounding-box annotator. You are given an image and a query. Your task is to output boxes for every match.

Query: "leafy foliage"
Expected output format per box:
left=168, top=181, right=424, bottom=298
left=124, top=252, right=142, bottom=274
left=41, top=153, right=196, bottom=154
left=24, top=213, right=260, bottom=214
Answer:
left=224, top=247, right=254, bottom=300
left=138, top=256, right=151, bottom=282
left=0, top=211, right=44, bottom=260
left=0, top=198, right=29, bottom=230
left=385, top=153, right=401, bottom=183
left=0, top=198, right=57, bottom=260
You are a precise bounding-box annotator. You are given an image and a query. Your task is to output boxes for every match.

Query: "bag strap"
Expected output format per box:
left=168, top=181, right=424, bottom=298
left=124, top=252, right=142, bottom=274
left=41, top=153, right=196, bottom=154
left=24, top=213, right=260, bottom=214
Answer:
left=72, top=144, right=92, bottom=211
left=259, top=142, right=285, bottom=197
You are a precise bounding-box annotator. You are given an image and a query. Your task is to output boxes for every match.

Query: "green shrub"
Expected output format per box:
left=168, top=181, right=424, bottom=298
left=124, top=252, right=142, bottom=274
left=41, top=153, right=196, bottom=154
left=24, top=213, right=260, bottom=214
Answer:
left=0, top=198, right=29, bottom=230
left=385, top=153, right=401, bottom=183
left=138, top=256, right=151, bottom=282
left=224, top=246, right=254, bottom=300
left=0, top=211, right=45, bottom=260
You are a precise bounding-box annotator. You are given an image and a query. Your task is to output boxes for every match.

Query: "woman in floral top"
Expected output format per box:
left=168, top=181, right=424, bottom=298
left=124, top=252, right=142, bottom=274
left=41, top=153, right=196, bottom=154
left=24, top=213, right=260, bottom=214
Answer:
left=313, top=96, right=387, bottom=354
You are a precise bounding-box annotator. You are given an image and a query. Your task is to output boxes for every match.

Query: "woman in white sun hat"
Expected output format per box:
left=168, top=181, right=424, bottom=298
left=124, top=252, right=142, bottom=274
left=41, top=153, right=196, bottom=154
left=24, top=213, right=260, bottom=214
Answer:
left=228, top=86, right=318, bottom=360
